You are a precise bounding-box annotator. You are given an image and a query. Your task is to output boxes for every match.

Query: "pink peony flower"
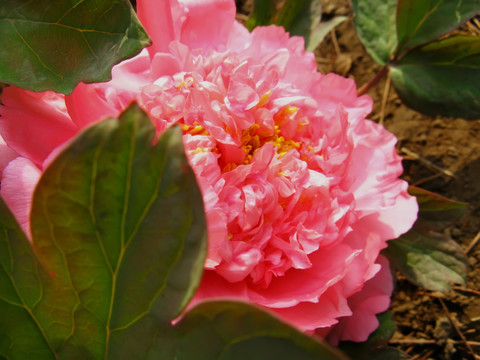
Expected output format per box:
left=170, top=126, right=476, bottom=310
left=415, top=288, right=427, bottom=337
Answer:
left=0, top=0, right=417, bottom=344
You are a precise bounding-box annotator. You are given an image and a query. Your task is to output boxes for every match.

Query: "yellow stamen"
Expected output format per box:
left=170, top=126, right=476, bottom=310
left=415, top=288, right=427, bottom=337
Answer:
left=257, top=90, right=272, bottom=108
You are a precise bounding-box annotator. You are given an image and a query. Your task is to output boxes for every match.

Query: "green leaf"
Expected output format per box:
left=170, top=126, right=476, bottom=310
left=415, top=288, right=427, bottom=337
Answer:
left=408, top=186, right=468, bottom=230
left=275, top=0, right=309, bottom=31
left=245, top=0, right=276, bottom=31
left=289, top=0, right=347, bottom=51
left=154, top=301, right=349, bottom=360
left=0, top=104, right=207, bottom=359
left=366, top=311, right=397, bottom=347
left=0, top=198, right=57, bottom=359
left=0, top=0, right=151, bottom=94
left=351, top=0, right=398, bottom=65
left=384, top=227, right=468, bottom=292
left=390, top=35, right=480, bottom=119
left=396, top=0, right=480, bottom=54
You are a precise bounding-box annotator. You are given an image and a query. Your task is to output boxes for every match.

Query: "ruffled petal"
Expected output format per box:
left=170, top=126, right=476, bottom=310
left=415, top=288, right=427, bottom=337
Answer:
left=272, top=286, right=352, bottom=331
left=327, top=255, right=393, bottom=344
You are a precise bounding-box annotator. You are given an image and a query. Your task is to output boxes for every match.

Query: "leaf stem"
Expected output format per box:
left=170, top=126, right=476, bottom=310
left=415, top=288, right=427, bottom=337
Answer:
left=357, top=66, right=389, bottom=96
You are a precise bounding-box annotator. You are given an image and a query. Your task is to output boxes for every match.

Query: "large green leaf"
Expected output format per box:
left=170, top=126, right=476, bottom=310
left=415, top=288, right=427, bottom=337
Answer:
left=0, top=0, right=150, bottom=94
left=351, top=0, right=397, bottom=65
left=396, top=0, right=480, bottom=54
left=1, top=104, right=208, bottom=359
left=390, top=35, right=480, bottom=119
left=154, top=301, right=349, bottom=360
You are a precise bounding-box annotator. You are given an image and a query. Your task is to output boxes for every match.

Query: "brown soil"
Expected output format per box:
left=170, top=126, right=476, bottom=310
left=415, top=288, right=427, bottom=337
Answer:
left=236, top=1, right=480, bottom=359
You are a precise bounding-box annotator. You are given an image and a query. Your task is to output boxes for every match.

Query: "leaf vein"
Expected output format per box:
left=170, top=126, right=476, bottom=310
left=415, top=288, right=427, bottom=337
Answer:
left=10, top=22, right=64, bottom=80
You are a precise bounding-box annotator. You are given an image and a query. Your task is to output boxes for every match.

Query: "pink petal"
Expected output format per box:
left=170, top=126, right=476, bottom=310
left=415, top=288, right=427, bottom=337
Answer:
left=0, top=135, right=18, bottom=176
left=250, top=244, right=359, bottom=307
left=272, top=286, right=352, bottom=331
left=327, top=255, right=393, bottom=344
left=179, top=0, right=236, bottom=50
left=0, top=88, right=77, bottom=166
left=1, top=157, right=41, bottom=238
left=137, top=0, right=179, bottom=55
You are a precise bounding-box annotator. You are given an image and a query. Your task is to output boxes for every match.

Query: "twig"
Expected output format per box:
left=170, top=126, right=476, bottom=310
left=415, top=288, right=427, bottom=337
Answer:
left=330, top=29, right=341, bottom=56
left=390, top=339, right=436, bottom=345
left=412, top=173, right=442, bottom=186
left=400, top=147, right=455, bottom=178
left=466, top=231, right=480, bottom=255
left=411, top=349, right=435, bottom=360
left=452, top=285, right=480, bottom=296
left=438, top=297, right=476, bottom=358
left=315, top=56, right=331, bottom=64
left=379, top=75, right=391, bottom=125
left=391, top=338, right=480, bottom=346
left=357, top=66, right=389, bottom=96
left=467, top=21, right=480, bottom=35
left=473, top=17, right=480, bottom=32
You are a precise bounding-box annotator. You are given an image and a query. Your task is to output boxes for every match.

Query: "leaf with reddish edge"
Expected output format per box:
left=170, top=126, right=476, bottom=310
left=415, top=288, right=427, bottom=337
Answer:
left=385, top=186, right=468, bottom=292
left=391, top=35, right=480, bottom=120
left=0, top=0, right=150, bottom=94
left=408, top=186, right=468, bottom=230
left=396, top=0, right=480, bottom=55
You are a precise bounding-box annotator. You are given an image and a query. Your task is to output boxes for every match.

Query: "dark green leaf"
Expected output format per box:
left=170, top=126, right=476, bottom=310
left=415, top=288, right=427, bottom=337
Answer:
left=245, top=0, right=276, bottom=31
left=351, top=0, right=397, bottom=65
left=275, top=0, right=309, bottom=31
left=0, top=0, right=151, bottom=94
left=384, top=227, right=468, bottom=292
left=409, top=186, right=468, bottom=230
left=0, top=104, right=207, bottom=359
left=153, top=301, right=349, bottom=360
left=289, top=0, right=346, bottom=51
left=391, top=35, right=480, bottom=119
left=0, top=198, right=57, bottom=359
left=396, top=0, right=480, bottom=54
left=365, top=347, right=410, bottom=360
left=366, top=311, right=397, bottom=347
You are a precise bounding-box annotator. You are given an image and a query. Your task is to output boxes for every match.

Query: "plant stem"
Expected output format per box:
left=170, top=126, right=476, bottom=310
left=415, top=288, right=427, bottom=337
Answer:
left=357, top=66, right=389, bottom=96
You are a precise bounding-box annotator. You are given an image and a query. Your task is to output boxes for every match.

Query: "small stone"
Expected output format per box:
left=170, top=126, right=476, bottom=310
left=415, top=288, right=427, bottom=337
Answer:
left=433, top=316, right=452, bottom=340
